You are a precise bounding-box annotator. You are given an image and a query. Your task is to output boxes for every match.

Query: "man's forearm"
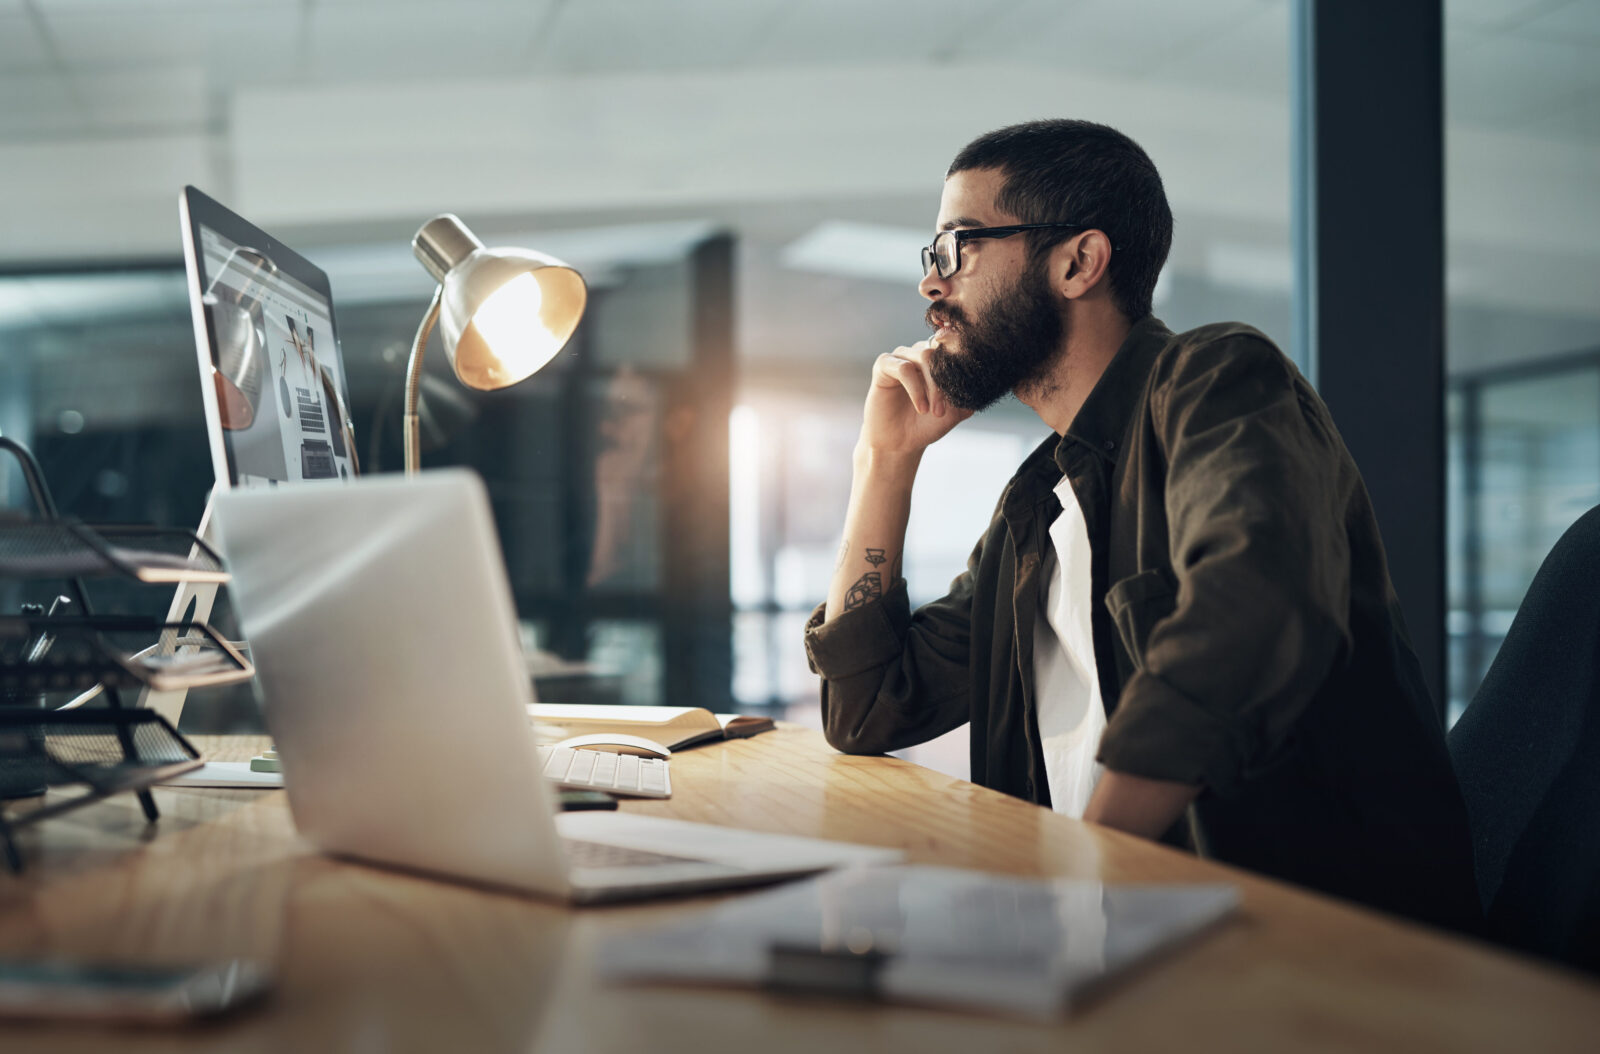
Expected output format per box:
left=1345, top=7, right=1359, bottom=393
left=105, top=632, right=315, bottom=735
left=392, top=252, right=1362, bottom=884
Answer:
left=1082, top=770, right=1200, bottom=840
left=824, top=446, right=922, bottom=623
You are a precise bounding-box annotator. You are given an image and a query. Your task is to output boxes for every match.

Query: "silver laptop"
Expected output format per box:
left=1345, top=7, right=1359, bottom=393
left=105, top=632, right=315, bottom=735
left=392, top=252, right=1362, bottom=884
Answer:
left=211, top=470, right=899, bottom=903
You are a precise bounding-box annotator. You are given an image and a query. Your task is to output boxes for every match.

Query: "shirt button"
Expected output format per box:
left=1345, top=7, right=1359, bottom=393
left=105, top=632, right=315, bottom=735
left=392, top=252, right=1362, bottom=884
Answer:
left=1102, top=439, right=1116, bottom=452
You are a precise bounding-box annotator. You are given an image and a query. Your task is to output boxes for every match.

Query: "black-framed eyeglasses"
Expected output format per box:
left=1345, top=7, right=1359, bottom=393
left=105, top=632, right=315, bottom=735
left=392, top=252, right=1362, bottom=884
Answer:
left=920, top=223, right=1108, bottom=279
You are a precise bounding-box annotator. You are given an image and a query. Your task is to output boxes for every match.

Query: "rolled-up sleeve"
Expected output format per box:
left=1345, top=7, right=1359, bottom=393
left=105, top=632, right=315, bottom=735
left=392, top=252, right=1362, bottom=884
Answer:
left=1096, top=336, right=1354, bottom=793
left=805, top=544, right=981, bottom=756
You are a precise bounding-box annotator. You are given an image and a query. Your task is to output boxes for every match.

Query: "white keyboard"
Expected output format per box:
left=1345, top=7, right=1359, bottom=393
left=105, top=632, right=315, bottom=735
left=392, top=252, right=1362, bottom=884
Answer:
left=541, top=747, right=671, bottom=799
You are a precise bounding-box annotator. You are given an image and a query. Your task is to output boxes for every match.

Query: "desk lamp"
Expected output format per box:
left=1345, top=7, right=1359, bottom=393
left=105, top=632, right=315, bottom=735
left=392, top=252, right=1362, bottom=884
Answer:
left=405, top=215, right=588, bottom=473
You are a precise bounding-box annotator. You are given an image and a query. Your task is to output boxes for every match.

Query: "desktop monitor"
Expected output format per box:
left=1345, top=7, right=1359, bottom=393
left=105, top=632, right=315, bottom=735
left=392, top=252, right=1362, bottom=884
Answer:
left=142, top=188, right=362, bottom=725
left=179, top=185, right=359, bottom=490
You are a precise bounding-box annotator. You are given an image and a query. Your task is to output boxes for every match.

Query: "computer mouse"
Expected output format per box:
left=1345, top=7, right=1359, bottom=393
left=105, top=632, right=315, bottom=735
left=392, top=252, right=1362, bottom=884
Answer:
left=553, top=733, right=673, bottom=760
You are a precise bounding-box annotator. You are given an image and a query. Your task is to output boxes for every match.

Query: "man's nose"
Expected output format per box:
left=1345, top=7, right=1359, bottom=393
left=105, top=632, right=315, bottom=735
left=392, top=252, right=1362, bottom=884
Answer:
left=918, top=265, right=948, bottom=302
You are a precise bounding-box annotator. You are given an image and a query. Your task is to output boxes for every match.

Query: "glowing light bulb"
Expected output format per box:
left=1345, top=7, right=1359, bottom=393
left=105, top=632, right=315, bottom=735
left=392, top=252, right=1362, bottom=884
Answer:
left=462, top=272, right=562, bottom=387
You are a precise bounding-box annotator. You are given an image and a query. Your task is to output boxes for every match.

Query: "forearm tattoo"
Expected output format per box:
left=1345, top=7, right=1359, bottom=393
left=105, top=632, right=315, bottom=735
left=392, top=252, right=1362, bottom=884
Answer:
left=843, top=571, right=884, bottom=611
left=864, top=548, right=887, bottom=567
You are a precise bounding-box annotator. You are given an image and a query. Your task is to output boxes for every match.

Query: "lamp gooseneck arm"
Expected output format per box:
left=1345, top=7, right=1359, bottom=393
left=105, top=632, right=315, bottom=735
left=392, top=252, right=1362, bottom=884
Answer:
left=403, top=286, right=443, bottom=475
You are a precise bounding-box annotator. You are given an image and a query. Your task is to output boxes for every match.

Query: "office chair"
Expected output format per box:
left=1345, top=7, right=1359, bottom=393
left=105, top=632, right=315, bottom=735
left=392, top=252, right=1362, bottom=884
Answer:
left=1449, top=503, right=1600, bottom=972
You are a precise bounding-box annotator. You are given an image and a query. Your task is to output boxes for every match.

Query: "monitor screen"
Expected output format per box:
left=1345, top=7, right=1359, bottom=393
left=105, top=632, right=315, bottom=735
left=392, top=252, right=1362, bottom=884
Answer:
left=181, top=186, right=358, bottom=490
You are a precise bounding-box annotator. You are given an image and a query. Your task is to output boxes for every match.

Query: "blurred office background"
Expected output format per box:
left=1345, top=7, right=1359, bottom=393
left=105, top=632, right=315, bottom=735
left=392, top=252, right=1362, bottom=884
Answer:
left=0, top=1, right=1595, bottom=761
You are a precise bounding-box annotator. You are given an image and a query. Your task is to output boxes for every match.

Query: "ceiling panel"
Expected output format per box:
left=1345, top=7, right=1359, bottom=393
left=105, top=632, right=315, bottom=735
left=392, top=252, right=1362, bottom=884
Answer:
left=530, top=0, right=789, bottom=74
left=0, top=11, right=53, bottom=74
left=200, top=11, right=303, bottom=87
left=1515, top=0, right=1600, bottom=44
left=1444, top=0, right=1567, bottom=30
left=1448, top=29, right=1599, bottom=125
left=38, top=2, right=301, bottom=82
left=305, top=1, right=554, bottom=81
left=952, top=0, right=1271, bottom=78
left=947, top=0, right=1079, bottom=60
left=40, top=7, right=238, bottom=66
left=745, top=0, right=983, bottom=67
left=31, top=0, right=296, bottom=8
left=1155, top=1, right=1288, bottom=98
left=78, top=66, right=207, bottom=132
left=0, top=73, right=85, bottom=137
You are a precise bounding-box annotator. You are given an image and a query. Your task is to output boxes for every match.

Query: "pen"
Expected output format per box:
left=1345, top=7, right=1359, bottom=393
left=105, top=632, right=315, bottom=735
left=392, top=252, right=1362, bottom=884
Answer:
left=23, top=595, right=73, bottom=665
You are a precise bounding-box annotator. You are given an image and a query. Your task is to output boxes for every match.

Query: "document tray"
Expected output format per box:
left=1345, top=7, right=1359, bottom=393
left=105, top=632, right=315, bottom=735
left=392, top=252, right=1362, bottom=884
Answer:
left=0, top=709, right=203, bottom=873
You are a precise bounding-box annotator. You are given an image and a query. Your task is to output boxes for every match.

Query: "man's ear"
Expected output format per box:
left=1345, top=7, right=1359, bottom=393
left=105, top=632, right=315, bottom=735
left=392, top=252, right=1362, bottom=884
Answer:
left=1052, top=230, right=1114, bottom=301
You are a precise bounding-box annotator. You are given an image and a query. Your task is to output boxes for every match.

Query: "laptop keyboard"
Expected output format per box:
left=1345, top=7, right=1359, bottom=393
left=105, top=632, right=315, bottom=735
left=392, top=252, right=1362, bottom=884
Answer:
left=561, top=838, right=703, bottom=869
left=541, top=747, right=671, bottom=799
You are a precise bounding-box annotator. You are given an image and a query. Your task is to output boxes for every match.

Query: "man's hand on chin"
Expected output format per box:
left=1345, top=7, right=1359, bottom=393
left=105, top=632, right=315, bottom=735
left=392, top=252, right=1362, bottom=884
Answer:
left=1082, top=770, right=1201, bottom=840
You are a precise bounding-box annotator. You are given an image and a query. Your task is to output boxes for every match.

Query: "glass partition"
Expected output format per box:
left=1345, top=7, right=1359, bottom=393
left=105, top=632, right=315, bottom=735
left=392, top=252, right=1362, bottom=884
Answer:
left=1444, top=0, right=1600, bottom=721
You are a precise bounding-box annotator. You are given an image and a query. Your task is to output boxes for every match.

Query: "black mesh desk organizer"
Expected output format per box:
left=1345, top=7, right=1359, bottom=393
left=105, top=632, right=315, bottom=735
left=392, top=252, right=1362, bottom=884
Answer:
left=0, top=520, right=229, bottom=584
left=0, top=437, right=250, bottom=873
left=0, top=710, right=200, bottom=871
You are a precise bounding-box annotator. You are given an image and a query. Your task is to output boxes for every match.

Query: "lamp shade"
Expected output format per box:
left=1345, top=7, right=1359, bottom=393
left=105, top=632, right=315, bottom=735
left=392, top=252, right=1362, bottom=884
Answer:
left=412, top=215, right=587, bottom=391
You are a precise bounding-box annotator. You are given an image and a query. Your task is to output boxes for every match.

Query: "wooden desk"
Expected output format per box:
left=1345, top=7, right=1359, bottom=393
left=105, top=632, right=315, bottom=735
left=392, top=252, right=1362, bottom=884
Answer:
left=1, top=727, right=1596, bottom=1052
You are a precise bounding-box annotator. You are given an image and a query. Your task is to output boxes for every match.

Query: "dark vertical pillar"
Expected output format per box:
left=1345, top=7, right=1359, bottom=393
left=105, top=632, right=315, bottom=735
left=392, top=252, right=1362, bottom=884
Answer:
left=1294, top=0, right=1446, bottom=715
left=660, top=235, right=735, bottom=709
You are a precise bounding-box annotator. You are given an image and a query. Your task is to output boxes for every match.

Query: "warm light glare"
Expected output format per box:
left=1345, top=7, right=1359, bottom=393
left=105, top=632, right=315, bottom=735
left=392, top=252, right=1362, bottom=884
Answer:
left=466, top=272, right=561, bottom=384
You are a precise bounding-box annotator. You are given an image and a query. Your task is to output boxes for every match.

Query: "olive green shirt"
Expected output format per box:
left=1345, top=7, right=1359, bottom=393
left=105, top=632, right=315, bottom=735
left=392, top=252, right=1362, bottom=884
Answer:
left=805, top=316, right=1481, bottom=932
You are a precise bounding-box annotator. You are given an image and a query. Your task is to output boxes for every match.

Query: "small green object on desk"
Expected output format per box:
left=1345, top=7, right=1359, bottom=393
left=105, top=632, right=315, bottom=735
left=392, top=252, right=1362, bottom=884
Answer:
left=557, top=789, right=618, bottom=811
left=249, top=751, right=281, bottom=773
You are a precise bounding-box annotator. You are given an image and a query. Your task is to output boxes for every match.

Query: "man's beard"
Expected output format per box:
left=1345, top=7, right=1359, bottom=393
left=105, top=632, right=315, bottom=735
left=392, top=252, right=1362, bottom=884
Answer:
left=925, top=261, right=1064, bottom=412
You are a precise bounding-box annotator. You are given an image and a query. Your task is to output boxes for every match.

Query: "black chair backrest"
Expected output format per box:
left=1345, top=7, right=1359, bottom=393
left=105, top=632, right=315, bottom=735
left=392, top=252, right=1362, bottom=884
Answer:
left=1449, top=504, right=1600, bottom=971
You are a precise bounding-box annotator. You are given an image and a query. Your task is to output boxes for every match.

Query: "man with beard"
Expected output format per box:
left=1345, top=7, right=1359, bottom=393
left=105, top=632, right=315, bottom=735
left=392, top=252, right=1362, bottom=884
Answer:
left=804, top=120, right=1482, bottom=934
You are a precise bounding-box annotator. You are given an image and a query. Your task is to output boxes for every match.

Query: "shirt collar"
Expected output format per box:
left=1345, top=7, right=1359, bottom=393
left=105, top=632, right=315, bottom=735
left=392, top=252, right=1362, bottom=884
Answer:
left=1002, top=315, right=1175, bottom=532
left=1052, top=314, right=1174, bottom=474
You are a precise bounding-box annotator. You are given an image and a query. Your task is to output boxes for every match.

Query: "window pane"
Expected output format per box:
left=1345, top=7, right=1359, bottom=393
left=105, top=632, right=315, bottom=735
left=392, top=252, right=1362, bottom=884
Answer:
left=1445, top=0, right=1600, bottom=722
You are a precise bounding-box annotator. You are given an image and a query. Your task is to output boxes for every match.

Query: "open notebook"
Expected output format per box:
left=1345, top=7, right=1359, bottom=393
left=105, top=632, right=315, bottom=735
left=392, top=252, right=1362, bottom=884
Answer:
left=530, top=705, right=775, bottom=752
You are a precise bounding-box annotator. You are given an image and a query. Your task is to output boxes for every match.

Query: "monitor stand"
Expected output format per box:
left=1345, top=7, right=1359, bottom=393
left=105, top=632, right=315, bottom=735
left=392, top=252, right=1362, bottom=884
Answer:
left=138, top=495, right=222, bottom=727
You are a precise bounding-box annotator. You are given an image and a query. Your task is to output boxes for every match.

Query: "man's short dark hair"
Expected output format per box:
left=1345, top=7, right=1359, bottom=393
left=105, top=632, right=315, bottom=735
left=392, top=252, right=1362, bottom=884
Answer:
left=948, top=119, right=1172, bottom=322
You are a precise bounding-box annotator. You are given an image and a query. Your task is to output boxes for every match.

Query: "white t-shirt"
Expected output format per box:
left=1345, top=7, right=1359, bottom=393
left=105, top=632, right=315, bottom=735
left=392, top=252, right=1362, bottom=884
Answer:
left=1031, top=474, right=1108, bottom=818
